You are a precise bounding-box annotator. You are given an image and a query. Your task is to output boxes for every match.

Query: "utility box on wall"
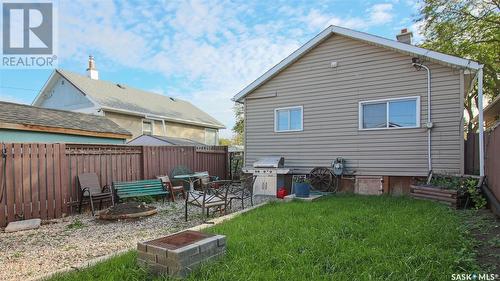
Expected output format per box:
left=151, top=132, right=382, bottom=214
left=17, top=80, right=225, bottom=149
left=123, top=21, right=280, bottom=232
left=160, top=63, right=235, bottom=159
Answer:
left=355, top=176, right=383, bottom=195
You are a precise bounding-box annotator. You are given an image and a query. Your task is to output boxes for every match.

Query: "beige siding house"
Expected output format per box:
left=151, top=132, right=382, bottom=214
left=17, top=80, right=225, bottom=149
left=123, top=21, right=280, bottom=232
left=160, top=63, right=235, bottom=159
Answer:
left=33, top=60, right=225, bottom=144
left=233, top=26, right=482, bottom=184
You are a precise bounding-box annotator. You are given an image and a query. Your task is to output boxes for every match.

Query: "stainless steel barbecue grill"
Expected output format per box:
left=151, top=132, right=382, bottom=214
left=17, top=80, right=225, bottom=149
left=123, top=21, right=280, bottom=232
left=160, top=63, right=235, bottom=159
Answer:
left=243, top=157, right=290, bottom=196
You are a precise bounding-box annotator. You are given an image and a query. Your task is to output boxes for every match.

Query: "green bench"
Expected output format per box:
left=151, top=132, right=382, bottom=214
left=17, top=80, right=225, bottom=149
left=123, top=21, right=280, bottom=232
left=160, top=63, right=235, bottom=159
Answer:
left=112, top=179, right=169, bottom=201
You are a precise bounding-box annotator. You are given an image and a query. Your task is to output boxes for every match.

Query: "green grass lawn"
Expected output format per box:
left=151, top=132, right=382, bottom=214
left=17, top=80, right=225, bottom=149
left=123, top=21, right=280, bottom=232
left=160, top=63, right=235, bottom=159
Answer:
left=48, top=195, right=479, bottom=281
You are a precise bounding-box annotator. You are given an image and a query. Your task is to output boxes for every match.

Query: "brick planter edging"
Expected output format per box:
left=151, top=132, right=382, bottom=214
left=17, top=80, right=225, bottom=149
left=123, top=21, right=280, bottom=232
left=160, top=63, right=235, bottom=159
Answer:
left=137, top=232, right=226, bottom=277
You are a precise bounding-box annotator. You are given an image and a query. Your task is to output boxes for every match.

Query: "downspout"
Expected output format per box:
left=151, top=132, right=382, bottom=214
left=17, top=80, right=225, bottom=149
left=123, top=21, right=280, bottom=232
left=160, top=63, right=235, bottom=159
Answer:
left=477, top=66, right=484, bottom=177
left=412, top=60, right=433, bottom=173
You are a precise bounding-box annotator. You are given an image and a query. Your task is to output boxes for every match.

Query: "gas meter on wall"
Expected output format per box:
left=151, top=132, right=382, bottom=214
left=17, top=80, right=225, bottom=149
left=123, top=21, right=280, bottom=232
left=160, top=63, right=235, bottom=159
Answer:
left=332, top=157, right=345, bottom=176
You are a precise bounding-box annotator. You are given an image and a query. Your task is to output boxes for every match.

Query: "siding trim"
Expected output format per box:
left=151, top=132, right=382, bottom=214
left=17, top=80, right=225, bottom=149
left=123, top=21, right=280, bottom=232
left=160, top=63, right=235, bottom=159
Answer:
left=358, top=96, right=421, bottom=130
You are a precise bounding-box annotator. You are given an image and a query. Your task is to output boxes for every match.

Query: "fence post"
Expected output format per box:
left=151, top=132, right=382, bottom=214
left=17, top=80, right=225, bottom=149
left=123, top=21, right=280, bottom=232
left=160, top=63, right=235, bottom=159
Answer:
left=59, top=143, right=70, bottom=215
left=224, top=146, right=229, bottom=180
left=140, top=146, right=146, bottom=180
left=193, top=147, right=197, bottom=172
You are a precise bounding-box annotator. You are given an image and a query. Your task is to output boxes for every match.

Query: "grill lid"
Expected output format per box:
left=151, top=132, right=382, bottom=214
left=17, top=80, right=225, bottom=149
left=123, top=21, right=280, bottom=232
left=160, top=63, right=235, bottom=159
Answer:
left=253, top=156, right=284, bottom=168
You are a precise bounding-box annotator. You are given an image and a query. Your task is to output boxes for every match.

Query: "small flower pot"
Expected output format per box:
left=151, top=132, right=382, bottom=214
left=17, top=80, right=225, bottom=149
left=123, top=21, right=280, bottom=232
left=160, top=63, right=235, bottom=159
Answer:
left=295, top=183, right=311, bottom=198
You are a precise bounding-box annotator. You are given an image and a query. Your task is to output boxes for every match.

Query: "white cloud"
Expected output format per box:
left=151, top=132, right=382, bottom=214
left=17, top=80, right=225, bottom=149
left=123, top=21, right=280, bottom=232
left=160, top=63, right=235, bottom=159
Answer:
left=409, top=20, right=426, bottom=44
left=369, top=3, right=394, bottom=24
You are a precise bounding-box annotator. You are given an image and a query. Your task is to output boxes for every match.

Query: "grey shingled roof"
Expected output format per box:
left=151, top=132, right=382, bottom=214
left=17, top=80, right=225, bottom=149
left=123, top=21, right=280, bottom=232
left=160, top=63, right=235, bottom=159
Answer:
left=0, top=101, right=131, bottom=136
left=57, top=70, right=225, bottom=129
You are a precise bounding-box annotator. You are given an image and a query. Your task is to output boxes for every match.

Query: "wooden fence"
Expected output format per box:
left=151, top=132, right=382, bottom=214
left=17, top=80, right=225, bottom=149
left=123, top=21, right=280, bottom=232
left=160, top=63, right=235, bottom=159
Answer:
left=464, top=128, right=500, bottom=202
left=464, top=132, right=480, bottom=175
left=0, top=143, right=228, bottom=227
left=485, top=125, right=500, bottom=202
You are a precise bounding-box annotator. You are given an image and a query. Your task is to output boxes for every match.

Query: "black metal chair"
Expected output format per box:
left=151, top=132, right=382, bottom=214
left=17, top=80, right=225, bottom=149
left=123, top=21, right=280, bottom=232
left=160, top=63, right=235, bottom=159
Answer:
left=228, top=175, right=257, bottom=210
left=185, top=180, right=232, bottom=221
left=77, top=173, right=114, bottom=216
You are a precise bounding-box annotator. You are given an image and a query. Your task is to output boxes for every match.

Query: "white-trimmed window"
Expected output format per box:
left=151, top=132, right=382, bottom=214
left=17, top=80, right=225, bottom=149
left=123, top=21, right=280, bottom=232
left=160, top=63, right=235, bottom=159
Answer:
left=274, top=106, right=303, bottom=132
left=142, top=119, right=153, bottom=135
left=205, top=128, right=218, bottom=145
left=359, top=97, right=420, bottom=130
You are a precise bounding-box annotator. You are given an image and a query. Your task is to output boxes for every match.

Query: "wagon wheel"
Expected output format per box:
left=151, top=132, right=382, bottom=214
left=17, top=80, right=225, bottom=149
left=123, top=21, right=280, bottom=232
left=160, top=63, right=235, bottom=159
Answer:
left=309, top=167, right=333, bottom=192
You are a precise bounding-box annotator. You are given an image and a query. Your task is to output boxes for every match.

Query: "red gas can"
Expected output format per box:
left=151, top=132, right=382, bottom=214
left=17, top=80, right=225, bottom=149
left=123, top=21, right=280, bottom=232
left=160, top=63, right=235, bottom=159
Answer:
left=277, top=187, right=288, bottom=199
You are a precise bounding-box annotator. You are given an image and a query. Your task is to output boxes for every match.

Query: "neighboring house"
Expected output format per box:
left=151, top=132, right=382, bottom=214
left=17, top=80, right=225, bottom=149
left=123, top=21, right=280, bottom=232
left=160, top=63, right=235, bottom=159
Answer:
left=32, top=57, right=225, bottom=145
left=127, top=134, right=205, bottom=146
left=0, top=101, right=131, bottom=144
left=233, top=26, right=484, bottom=190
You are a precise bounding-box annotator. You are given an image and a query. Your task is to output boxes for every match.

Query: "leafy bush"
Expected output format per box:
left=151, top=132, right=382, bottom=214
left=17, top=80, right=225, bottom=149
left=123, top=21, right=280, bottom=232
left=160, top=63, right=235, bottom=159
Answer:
left=429, top=174, right=463, bottom=190
left=464, top=178, right=487, bottom=210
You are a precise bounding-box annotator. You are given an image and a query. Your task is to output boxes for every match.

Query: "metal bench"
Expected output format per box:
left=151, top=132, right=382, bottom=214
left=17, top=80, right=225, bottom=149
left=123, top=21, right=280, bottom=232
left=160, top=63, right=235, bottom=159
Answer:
left=112, top=179, right=169, bottom=202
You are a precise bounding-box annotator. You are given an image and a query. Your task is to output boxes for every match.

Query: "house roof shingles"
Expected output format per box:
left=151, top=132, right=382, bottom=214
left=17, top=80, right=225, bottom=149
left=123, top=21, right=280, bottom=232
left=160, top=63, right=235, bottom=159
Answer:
left=0, top=101, right=131, bottom=137
left=57, top=69, right=225, bottom=129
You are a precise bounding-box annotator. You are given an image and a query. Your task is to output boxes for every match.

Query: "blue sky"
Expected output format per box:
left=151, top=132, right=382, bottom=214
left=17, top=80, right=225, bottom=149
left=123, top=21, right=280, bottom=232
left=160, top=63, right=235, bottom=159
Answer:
left=0, top=0, right=423, bottom=138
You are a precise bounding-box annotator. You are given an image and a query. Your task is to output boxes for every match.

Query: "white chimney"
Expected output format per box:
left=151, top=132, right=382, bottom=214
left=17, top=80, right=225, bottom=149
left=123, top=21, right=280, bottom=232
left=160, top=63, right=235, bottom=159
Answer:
left=86, top=55, right=99, bottom=80
left=396, top=28, right=413, bottom=45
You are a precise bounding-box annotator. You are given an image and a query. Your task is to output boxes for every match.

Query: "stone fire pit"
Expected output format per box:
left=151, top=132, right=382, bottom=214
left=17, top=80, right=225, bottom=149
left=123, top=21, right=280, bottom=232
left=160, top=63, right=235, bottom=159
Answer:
left=137, top=230, right=226, bottom=277
left=98, top=202, right=157, bottom=220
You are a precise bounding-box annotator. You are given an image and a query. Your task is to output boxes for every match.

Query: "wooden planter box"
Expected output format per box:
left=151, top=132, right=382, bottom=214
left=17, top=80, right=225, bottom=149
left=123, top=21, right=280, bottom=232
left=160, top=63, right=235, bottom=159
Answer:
left=410, top=185, right=459, bottom=207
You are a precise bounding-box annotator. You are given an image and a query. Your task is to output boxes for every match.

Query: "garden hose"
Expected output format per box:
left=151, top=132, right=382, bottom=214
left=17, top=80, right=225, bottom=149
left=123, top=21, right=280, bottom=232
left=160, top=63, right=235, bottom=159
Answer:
left=0, top=143, right=6, bottom=203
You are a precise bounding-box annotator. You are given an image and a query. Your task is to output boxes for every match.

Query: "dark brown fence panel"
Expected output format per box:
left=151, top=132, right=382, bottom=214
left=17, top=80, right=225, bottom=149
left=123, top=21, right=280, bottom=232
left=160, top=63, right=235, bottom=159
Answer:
left=142, top=146, right=197, bottom=179
left=39, top=144, right=48, bottom=220
left=195, top=146, right=228, bottom=179
left=0, top=143, right=67, bottom=226
left=464, top=132, right=480, bottom=175
left=13, top=144, right=23, bottom=219
left=65, top=144, right=143, bottom=210
left=46, top=145, right=55, bottom=219
left=5, top=143, right=15, bottom=222
left=485, top=125, right=500, bottom=201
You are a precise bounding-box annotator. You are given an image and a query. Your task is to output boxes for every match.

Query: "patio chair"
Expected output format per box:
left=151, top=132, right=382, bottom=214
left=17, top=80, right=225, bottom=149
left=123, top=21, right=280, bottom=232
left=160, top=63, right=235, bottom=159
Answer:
left=228, top=175, right=257, bottom=210
left=157, top=175, right=186, bottom=202
left=170, top=165, right=194, bottom=190
left=185, top=180, right=232, bottom=221
left=77, top=172, right=114, bottom=216
left=195, top=171, right=219, bottom=190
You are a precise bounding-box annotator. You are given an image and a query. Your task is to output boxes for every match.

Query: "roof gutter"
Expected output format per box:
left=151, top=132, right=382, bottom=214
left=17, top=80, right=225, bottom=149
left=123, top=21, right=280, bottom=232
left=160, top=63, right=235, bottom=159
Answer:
left=101, top=106, right=226, bottom=129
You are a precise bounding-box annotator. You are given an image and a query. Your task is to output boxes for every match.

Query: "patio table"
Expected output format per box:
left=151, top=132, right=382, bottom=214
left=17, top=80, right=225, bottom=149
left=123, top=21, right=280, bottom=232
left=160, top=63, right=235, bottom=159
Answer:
left=173, top=172, right=209, bottom=191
